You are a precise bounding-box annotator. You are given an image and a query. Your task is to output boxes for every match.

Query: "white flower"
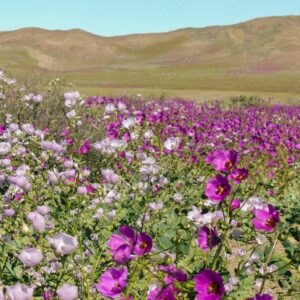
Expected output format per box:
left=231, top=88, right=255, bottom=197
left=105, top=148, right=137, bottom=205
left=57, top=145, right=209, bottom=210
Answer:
left=117, top=102, right=126, bottom=111
left=66, top=109, right=76, bottom=119
left=105, top=103, right=116, bottom=112
left=164, top=137, right=180, bottom=151
left=48, top=233, right=78, bottom=255
left=18, top=248, right=43, bottom=267
left=64, top=91, right=80, bottom=108
left=255, top=234, right=267, bottom=245
left=27, top=212, right=46, bottom=232
left=187, top=206, right=202, bottom=223
left=149, top=202, right=164, bottom=211
left=122, top=117, right=136, bottom=129
left=0, top=142, right=11, bottom=155
left=249, top=252, right=260, bottom=263
left=144, top=129, right=154, bottom=139
left=21, top=124, right=35, bottom=135
left=242, top=197, right=267, bottom=212
left=6, top=283, right=34, bottom=300
left=173, top=193, right=183, bottom=203
left=108, top=210, right=116, bottom=220
left=57, top=284, right=78, bottom=300
left=37, top=206, right=50, bottom=215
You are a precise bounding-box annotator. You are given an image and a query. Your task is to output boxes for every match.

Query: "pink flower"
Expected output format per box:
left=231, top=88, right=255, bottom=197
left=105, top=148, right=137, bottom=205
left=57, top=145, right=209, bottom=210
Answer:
left=79, top=140, right=91, bottom=154
left=194, top=269, right=225, bottom=300
left=205, top=150, right=238, bottom=172
left=133, top=232, right=153, bottom=256
left=97, top=267, right=128, bottom=299
left=205, top=174, right=231, bottom=202
left=230, top=199, right=241, bottom=211
left=229, top=168, right=249, bottom=184
left=107, top=226, right=135, bottom=264
left=252, top=204, right=280, bottom=232
left=197, top=226, right=219, bottom=252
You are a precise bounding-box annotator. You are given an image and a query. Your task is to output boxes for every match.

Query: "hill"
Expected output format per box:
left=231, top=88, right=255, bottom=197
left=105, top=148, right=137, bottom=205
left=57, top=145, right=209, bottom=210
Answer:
left=1, top=16, right=300, bottom=101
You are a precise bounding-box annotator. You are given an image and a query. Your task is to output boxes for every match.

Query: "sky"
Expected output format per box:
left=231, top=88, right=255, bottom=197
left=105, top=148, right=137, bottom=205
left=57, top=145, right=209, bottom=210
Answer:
left=1, top=0, right=300, bottom=36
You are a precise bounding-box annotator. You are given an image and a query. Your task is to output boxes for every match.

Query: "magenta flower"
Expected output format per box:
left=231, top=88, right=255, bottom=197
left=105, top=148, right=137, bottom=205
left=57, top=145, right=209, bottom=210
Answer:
left=43, top=290, right=53, bottom=300
left=107, top=226, right=135, bottom=264
left=79, top=140, right=91, bottom=154
left=205, top=150, right=238, bottom=172
left=246, top=294, right=272, bottom=300
left=97, top=267, right=128, bottom=299
left=133, top=232, right=153, bottom=256
left=194, top=269, right=225, bottom=300
left=107, top=226, right=153, bottom=263
left=252, top=204, right=280, bottom=232
left=147, top=285, right=178, bottom=300
left=229, top=168, right=249, bottom=184
left=197, top=226, right=219, bottom=252
left=159, top=264, right=188, bottom=284
left=230, top=199, right=241, bottom=211
left=205, top=174, right=231, bottom=202
left=0, top=125, right=5, bottom=135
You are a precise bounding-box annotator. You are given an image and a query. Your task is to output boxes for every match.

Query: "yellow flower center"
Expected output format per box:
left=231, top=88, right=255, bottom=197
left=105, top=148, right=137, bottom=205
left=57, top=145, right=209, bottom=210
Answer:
left=208, top=282, right=220, bottom=294
left=265, top=217, right=276, bottom=227
left=216, top=185, right=226, bottom=195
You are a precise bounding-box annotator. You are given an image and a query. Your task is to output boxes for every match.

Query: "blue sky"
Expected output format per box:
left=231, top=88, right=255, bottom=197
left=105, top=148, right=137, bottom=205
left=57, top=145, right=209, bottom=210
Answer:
left=1, top=0, right=300, bottom=36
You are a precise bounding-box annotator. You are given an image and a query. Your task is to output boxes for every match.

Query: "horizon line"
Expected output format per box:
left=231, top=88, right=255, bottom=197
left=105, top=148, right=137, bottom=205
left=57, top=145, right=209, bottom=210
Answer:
left=0, top=14, right=299, bottom=38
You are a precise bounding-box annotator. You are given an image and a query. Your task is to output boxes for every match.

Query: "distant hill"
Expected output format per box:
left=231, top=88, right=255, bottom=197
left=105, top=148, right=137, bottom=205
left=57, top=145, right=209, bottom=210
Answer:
left=1, top=16, right=300, bottom=99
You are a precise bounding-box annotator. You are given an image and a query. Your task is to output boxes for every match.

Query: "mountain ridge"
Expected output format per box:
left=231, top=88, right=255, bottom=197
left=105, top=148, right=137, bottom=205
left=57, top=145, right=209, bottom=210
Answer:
left=1, top=16, right=300, bottom=97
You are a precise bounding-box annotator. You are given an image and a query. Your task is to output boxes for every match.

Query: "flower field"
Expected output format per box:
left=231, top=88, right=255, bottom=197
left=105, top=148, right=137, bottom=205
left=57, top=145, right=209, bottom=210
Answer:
left=0, top=71, right=299, bottom=299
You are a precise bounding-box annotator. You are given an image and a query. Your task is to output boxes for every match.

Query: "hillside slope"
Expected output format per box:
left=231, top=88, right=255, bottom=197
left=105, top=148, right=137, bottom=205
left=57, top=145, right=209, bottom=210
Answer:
left=1, top=16, right=300, bottom=98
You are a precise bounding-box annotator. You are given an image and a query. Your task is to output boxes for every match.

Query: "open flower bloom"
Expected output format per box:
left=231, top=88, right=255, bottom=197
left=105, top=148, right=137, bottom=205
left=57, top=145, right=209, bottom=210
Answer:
left=197, top=226, right=219, bottom=252
left=194, top=269, right=225, bottom=300
left=97, top=267, right=128, bottom=299
left=159, top=264, right=188, bottom=284
left=133, top=232, right=153, bottom=256
left=229, top=168, right=249, bottom=184
left=147, top=285, right=178, bottom=300
left=107, top=226, right=153, bottom=263
left=246, top=294, right=273, bottom=300
left=57, top=284, right=78, bottom=300
left=48, top=233, right=78, bottom=255
left=252, top=204, right=280, bottom=232
left=6, top=283, right=34, bottom=300
left=107, top=226, right=135, bottom=264
left=205, top=150, right=237, bottom=172
left=205, top=174, right=231, bottom=202
left=18, top=248, right=43, bottom=267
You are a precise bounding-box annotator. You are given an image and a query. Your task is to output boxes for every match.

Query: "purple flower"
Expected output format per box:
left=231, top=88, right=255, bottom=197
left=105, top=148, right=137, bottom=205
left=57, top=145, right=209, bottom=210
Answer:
left=79, top=140, right=91, bottom=154
left=194, top=269, right=225, bottom=300
left=230, top=199, right=241, bottom=211
left=252, top=204, right=280, bottom=232
left=107, top=226, right=135, bottom=264
left=205, top=150, right=238, bottom=172
left=97, top=267, right=128, bottom=299
left=229, top=168, right=249, bottom=184
left=205, top=174, right=231, bottom=202
left=147, top=285, right=178, bottom=300
left=159, top=264, right=188, bottom=284
left=43, top=290, right=53, bottom=300
left=246, top=294, right=272, bottom=300
left=197, top=226, right=219, bottom=252
left=133, top=232, right=153, bottom=256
